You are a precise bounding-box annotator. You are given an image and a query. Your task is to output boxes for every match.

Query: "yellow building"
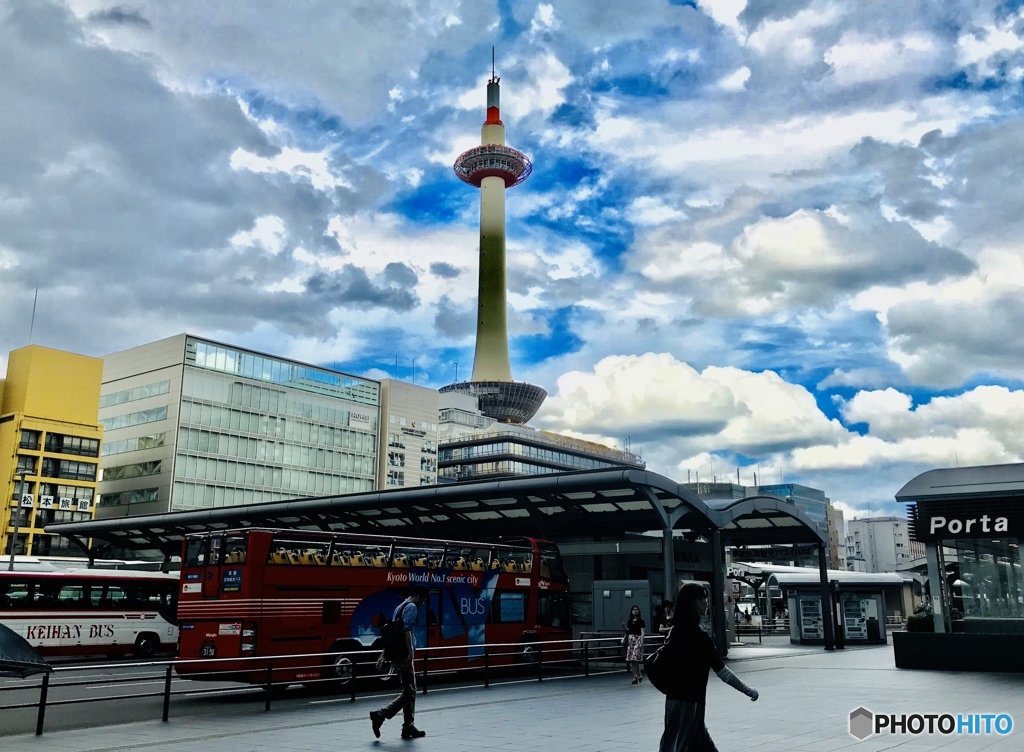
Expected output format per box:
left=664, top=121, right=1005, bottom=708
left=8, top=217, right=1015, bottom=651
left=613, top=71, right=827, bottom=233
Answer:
left=1, top=345, right=103, bottom=558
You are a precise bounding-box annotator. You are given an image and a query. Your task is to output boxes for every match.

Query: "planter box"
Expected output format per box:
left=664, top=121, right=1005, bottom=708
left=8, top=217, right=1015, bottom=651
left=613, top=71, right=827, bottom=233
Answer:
left=894, top=631, right=1024, bottom=672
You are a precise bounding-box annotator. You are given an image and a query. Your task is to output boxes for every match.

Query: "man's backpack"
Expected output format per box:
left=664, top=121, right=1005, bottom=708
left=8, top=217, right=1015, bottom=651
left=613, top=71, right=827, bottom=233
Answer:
left=643, top=628, right=677, bottom=695
left=379, top=602, right=412, bottom=662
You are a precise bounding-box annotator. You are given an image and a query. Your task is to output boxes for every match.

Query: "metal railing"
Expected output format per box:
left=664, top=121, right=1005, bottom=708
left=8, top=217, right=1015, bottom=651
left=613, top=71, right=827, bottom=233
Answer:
left=733, top=618, right=791, bottom=643
left=0, top=635, right=645, bottom=736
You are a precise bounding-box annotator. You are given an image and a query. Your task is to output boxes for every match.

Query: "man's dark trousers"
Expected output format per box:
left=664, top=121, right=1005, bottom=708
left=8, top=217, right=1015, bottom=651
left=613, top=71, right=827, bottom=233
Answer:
left=380, top=663, right=416, bottom=727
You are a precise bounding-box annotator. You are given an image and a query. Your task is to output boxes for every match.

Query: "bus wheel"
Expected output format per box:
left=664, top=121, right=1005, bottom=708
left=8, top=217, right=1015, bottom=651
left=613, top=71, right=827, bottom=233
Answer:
left=133, top=633, right=159, bottom=659
left=518, top=635, right=541, bottom=665
left=325, top=641, right=361, bottom=685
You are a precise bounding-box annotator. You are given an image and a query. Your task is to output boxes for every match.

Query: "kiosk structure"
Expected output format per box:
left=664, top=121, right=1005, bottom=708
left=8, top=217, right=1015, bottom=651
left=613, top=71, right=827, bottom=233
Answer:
left=896, top=462, right=1024, bottom=672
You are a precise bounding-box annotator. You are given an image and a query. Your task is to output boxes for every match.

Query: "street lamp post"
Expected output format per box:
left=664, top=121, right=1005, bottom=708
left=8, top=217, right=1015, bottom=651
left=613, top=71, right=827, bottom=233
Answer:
left=8, top=472, right=28, bottom=571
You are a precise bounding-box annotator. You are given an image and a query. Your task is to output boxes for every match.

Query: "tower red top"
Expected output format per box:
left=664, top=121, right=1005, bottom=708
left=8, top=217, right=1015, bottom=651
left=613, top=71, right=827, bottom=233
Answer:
left=454, top=73, right=532, bottom=188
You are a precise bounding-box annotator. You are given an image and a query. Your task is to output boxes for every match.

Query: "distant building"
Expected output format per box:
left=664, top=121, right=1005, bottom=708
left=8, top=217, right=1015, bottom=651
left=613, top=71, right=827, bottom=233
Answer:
left=1, top=345, right=103, bottom=557
left=758, top=483, right=829, bottom=529
left=826, top=502, right=845, bottom=570
left=377, top=379, right=439, bottom=488
left=437, top=390, right=643, bottom=482
left=846, top=516, right=924, bottom=573
left=97, top=335, right=380, bottom=517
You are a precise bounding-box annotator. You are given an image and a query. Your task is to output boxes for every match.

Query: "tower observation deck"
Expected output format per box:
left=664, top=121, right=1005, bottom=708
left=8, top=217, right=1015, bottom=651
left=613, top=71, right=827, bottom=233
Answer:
left=441, top=67, right=546, bottom=424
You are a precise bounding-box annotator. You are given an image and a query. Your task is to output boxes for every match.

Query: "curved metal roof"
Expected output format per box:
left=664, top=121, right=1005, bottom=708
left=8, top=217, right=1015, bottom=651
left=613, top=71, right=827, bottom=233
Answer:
left=896, top=462, right=1024, bottom=502
left=706, top=495, right=828, bottom=545
left=45, top=468, right=825, bottom=559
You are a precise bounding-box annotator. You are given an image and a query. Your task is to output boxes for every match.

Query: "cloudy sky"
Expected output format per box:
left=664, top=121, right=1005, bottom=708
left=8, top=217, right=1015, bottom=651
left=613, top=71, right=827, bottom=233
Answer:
left=4, top=0, right=1024, bottom=519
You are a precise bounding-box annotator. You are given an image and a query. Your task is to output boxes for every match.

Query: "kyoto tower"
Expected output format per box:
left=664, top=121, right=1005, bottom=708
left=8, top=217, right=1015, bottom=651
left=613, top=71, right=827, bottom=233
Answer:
left=440, top=60, right=547, bottom=424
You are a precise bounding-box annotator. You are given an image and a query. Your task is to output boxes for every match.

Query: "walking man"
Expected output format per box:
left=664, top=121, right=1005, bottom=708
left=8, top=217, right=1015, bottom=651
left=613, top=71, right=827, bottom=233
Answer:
left=371, top=586, right=428, bottom=740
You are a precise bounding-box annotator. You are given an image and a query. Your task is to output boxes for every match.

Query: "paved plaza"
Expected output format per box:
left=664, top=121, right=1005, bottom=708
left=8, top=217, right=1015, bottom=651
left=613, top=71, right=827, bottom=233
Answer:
left=4, top=643, right=1023, bottom=751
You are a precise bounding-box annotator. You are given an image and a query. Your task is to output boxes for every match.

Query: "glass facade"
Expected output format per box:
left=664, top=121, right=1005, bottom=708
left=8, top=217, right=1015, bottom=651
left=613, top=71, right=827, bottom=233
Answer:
left=173, top=361, right=376, bottom=510
left=758, top=483, right=828, bottom=527
left=99, top=379, right=170, bottom=408
left=97, top=335, right=381, bottom=515
left=950, top=539, right=1023, bottom=621
left=187, top=338, right=378, bottom=406
left=440, top=440, right=625, bottom=472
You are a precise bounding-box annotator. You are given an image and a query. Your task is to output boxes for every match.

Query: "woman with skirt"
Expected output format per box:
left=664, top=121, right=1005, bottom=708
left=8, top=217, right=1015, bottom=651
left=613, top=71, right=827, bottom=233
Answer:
left=659, top=583, right=759, bottom=751
left=625, top=604, right=646, bottom=683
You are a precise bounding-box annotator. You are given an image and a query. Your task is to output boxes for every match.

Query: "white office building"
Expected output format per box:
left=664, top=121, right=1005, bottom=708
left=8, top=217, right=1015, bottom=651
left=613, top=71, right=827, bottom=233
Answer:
left=378, top=379, right=440, bottom=488
left=98, top=335, right=380, bottom=517
left=846, top=516, right=924, bottom=573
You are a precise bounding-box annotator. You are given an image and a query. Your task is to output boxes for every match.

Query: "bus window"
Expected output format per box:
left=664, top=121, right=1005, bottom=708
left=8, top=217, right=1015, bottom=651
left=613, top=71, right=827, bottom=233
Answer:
left=208, top=537, right=223, bottom=566
left=490, top=590, right=525, bottom=623
left=184, top=538, right=207, bottom=568
left=537, top=591, right=570, bottom=628
left=393, top=543, right=444, bottom=569
left=496, top=550, right=532, bottom=574
left=270, top=537, right=330, bottom=565
left=224, top=535, right=248, bottom=565
left=444, top=546, right=491, bottom=572
left=538, top=544, right=568, bottom=583
left=58, top=584, right=87, bottom=607
left=91, top=584, right=127, bottom=608
left=0, top=580, right=31, bottom=608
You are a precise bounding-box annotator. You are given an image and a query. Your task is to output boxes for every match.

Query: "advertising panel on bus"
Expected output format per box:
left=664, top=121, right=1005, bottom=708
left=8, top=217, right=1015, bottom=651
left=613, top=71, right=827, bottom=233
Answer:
left=174, top=528, right=571, bottom=685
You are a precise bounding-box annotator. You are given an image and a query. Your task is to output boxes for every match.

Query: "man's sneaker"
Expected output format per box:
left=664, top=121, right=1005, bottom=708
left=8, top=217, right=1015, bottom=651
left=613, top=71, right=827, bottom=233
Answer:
left=370, top=711, right=384, bottom=739
left=401, top=725, right=426, bottom=739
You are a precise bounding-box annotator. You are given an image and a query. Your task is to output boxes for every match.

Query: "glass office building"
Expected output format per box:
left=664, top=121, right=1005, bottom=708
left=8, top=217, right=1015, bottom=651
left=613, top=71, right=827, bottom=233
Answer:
left=98, top=335, right=379, bottom=517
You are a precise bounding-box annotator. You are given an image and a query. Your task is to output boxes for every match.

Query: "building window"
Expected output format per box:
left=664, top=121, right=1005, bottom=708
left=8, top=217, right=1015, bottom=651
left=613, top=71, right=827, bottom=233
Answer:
left=44, top=433, right=100, bottom=457
left=388, top=432, right=405, bottom=448
left=100, top=406, right=168, bottom=431
left=102, top=432, right=167, bottom=456
left=387, top=469, right=405, bottom=486
left=40, top=458, right=97, bottom=482
left=100, top=487, right=160, bottom=507
left=19, top=430, right=40, bottom=450
left=102, top=461, right=163, bottom=481
left=388, top=451, right=405, bottom=468
left=100, top=379, right=171, bottom=408
left=15, top=455, right=37, bottom=475
left=420, top=458, right=436, bottom=472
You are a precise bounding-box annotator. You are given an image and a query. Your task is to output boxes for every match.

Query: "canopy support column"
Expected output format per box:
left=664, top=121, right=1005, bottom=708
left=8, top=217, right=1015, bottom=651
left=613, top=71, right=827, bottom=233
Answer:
left=925, top=542, right=947, bottom=633
left=818, top=544, right=835, bottom=650
left=712, top=529, right=727, bottom=657
left=662, top=526, right=675, bottom=606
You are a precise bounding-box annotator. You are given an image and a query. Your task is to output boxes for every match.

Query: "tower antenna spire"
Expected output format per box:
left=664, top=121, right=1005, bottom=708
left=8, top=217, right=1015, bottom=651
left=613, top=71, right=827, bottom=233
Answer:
left=491, top=46, right=498, bottom=83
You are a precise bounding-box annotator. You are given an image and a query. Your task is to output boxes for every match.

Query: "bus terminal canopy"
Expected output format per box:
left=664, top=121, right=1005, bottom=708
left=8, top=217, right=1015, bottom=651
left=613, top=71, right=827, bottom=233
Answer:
left=47, top=468, right=833, bottom=656
left=47, top=468, right=827, bottom=561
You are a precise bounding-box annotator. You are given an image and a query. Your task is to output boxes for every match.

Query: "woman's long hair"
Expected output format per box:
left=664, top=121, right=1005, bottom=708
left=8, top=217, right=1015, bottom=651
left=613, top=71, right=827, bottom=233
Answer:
left=671, top=582, right=707, bottom=627
left=627, top=604, right=642, bottom=625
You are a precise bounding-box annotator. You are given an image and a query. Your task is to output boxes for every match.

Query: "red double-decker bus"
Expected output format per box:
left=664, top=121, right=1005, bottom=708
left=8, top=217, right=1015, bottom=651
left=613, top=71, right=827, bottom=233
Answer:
left=174, top=528, right=571, bottom=685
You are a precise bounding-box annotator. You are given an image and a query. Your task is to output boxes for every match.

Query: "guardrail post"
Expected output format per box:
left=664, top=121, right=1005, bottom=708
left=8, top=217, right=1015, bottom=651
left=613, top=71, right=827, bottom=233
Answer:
left=35, top=672, right=50, bottom=736
left=483, top=645, right=490, bottom=688
left=536, top=643, right=543, bottom=682
left=264, top=660, right=273, bottom=711
left=162, top=664, right=173, bottom=722
left=758, top=625, right=762, bottom=644
left=350, top=654, right=357, bottom=703
left=584, top=640, right=590, bottom=677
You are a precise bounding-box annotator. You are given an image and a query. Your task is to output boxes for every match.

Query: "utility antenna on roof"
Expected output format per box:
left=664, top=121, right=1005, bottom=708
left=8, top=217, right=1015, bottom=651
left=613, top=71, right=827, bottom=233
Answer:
left=490, top=46, right=499, bottom=83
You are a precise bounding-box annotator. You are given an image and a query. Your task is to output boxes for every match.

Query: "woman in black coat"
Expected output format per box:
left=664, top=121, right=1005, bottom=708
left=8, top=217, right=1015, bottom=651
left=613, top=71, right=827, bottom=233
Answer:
left=659, top=583, right=759, bottom=752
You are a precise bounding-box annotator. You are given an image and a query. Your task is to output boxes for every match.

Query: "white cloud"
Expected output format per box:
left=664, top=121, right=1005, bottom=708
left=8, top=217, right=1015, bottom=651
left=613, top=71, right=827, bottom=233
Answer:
left=540, top=353, right=847, bottom=455
left=716, top=66, right=750, bottom=91
left=230, top=147, right=351, bottom=191
left=825, top=33, right=940, bottom=86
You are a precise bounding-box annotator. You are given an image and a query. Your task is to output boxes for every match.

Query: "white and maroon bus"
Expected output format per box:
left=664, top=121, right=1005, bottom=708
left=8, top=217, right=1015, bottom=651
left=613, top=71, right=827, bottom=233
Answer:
left=175, top=528, right=572, bottom=685
left=0, top=566, right=178, bottom=658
